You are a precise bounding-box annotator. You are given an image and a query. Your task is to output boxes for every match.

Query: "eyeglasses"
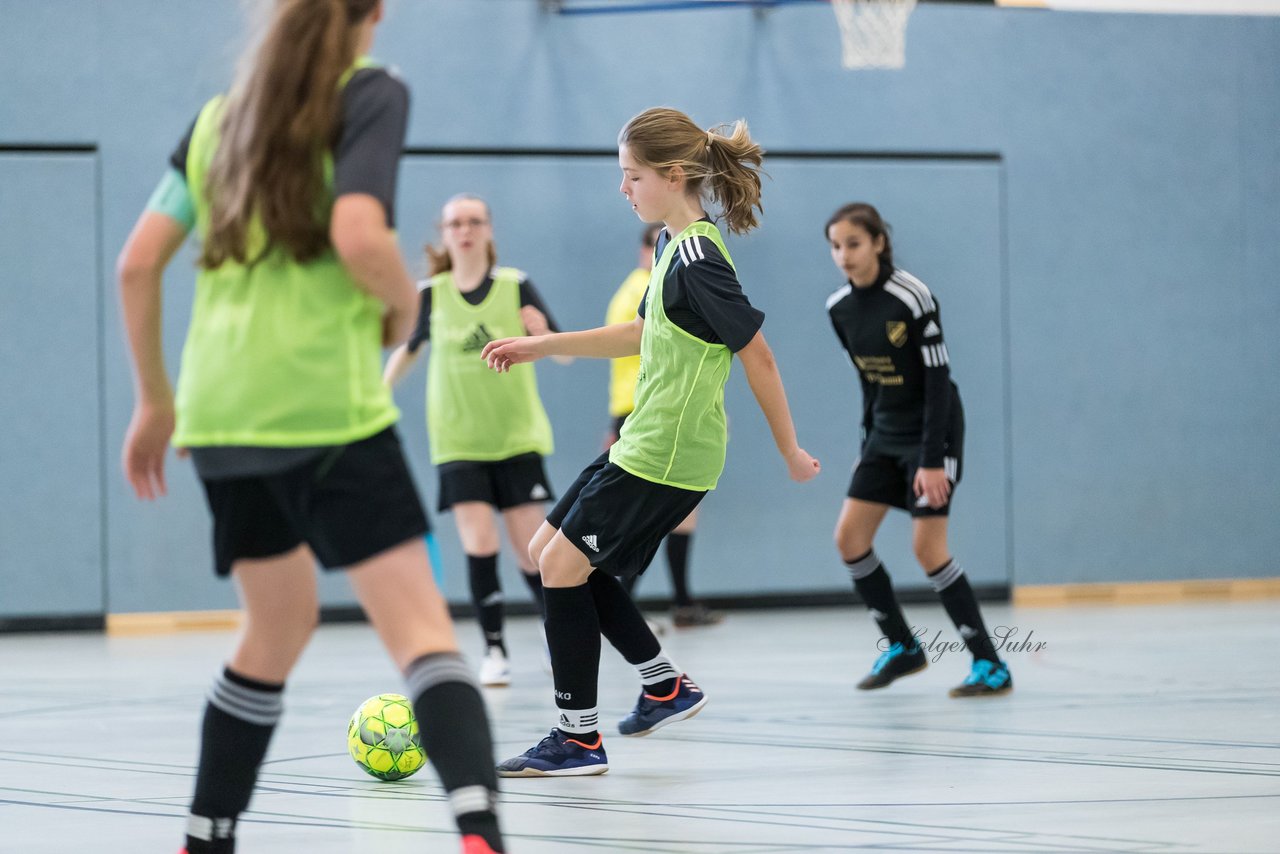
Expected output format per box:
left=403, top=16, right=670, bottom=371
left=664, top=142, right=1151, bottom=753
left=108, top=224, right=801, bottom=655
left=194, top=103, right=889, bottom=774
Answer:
left=443, top=218, right=490, bottom=231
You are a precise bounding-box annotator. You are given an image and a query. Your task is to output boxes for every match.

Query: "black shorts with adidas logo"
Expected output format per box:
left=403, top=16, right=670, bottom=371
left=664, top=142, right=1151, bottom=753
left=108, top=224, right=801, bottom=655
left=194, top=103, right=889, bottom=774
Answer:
left=547, top=451, right=706, bottom=579
left=436, top=452, right=555, bottom=512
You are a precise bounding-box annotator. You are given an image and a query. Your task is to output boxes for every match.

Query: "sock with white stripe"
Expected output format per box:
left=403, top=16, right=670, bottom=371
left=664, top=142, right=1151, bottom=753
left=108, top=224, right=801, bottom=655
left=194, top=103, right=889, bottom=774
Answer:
left=544, top=584, right=601, bottom=742
left=186, top=668, right=284, bottom=854
left=929, top=559, right=999, bottom=664
left=845, top=550, right=917, bottom=649
left=467, top=553, right=505, bottom=654
left=405, top=652, right=504, bottom=852
left=633, top=653, right=681, bottom=695
left=585, top=571, right=678, bottom=695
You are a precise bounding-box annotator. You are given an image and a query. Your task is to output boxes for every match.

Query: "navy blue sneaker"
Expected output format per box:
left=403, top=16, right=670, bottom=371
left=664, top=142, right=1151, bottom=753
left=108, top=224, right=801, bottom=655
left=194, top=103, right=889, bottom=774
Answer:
left=496, top=728, right=608, bottom=777
left=857, top=641, right=927, bottom=690
left=949, top=659, right=1013, bottom=697
left=617, top=674, right=707, bottom=737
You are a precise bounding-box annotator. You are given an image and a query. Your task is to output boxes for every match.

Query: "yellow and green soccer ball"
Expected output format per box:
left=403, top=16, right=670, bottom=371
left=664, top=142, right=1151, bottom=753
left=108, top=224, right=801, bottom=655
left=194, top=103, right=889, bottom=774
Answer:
left=347, top=693, right=426, bottom=781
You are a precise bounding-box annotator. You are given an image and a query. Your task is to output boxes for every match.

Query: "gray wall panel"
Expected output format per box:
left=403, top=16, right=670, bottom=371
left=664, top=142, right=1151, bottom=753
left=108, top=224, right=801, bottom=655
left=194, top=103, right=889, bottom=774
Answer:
left=0, top=1, right=1277, bottom=618
left=0, top=154, right=103, bottom=616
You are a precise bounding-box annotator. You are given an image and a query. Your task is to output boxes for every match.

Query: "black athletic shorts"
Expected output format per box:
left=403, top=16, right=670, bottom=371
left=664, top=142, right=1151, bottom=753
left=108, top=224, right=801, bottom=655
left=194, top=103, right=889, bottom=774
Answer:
left=847, top=444, right=963, bottom=518
left=200, top=427, right=429, bottom=577
left=436, top=452, right=554, bottom=512
left=547, top=451, right=705, bottom=579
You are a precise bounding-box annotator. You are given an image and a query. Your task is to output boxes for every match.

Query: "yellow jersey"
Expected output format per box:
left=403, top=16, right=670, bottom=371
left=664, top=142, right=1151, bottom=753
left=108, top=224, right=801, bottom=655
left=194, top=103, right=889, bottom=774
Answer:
left=606, top=267, right=649, bottom=417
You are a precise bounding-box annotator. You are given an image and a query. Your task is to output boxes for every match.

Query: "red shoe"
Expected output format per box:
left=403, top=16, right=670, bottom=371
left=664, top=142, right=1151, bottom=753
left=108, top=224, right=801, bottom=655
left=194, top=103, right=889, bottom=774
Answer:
left=461, top=834, right=500, bottom=854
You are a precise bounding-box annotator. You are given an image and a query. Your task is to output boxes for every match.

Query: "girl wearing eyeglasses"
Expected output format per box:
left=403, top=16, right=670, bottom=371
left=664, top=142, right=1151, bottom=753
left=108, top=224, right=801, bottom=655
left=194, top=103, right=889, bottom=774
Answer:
left=385, top=193, right=563, bottom=688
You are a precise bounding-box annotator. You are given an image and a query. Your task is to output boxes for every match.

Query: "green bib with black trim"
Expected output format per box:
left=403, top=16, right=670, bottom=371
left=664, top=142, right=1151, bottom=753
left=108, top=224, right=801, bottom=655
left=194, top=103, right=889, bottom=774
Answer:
left=426, top=268, right=554, bottom=464
left=609, top=221, right=734, bottom=490
left=173, top=58, right=398, bottom=448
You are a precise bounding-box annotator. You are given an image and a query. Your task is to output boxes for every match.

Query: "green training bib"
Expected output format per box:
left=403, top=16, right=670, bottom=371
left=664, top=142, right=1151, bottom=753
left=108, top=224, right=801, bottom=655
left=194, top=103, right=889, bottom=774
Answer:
left=173, top=68, right=398, bottom=448
left=426, top=268, right=554, bottom=464
left=609, top=222, right=735, bottom=490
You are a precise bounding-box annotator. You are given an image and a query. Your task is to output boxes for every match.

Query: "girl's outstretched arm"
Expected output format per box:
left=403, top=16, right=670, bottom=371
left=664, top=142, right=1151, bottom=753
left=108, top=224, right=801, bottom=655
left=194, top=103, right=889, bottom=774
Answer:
left=482, top=317, right=643, bottom=372
left=737, top=330, right=821, bottom=483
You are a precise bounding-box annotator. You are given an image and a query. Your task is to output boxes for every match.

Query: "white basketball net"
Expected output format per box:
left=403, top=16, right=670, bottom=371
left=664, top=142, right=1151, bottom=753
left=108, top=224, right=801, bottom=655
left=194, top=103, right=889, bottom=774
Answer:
left=830, top=0, right=918, bottom=70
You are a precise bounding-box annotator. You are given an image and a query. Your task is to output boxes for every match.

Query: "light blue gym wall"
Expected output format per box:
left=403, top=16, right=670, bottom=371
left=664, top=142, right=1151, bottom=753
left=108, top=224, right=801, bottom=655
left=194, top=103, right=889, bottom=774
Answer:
left=1, top=0, right=1277, bottom=620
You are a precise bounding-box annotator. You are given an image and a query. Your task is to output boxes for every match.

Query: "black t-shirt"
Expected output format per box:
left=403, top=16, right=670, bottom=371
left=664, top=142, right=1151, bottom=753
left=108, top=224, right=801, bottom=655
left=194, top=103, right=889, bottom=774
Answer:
left=637, top=221, right=764, bottom=352
left=170, top=66, right=409, bottom=227
left=826, top=263, right=962, bottom=469
left=406, top=273, right=560, bottom=354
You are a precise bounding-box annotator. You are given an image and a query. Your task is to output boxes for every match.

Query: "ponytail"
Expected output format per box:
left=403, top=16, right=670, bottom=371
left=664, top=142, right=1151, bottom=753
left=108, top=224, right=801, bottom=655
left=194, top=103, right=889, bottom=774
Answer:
left=618, top=107, right=765, bottom=235
left=201, top=0, right=380, bottom=268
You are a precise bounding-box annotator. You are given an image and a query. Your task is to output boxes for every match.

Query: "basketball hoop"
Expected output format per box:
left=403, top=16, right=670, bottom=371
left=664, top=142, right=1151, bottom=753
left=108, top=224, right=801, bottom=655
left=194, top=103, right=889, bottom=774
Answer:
left=830, top=0, right=918, bottom=70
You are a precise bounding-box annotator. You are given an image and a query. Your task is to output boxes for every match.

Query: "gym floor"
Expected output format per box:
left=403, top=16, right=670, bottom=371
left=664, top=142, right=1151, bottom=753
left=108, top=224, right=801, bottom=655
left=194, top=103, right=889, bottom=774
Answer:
left=2, top=600, right=1277, bottom=852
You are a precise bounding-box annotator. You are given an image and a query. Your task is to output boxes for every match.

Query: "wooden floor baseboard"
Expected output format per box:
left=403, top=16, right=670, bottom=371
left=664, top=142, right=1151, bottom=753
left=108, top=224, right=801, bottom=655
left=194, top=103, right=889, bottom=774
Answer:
left=106, top=610, right=243, bottom=635
left=100, top=579, right=1280, bottom=634
left=1013, top=578, right=1280, bottom=607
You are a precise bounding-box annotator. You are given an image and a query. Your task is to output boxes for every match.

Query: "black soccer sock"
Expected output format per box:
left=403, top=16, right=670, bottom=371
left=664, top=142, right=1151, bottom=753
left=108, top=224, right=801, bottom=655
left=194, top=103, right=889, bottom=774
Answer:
left=587, top=571, right=678, bottom=694
left=185, top=668, right=284, bottom=854
left=544, top=583, right=601, bottom=741
left=845, top=550, right=917, bottom=650
left=666, top=532, right=693, bottom=607
left=406, top=653, right=504, bottom=852
left=467, top=553, right=504, bottom=653
left=588, top=570, right=662, bottom=665
left=929, top=559, right=1000, bottom=664
left=519, top=569, right=546, bottom=618
left=620, top=571, right=640, bottom=596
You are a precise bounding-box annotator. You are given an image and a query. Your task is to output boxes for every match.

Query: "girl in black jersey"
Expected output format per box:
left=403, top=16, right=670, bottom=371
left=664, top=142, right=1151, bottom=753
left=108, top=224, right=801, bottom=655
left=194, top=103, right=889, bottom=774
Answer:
left=116, top=2, right=503, bottom=852
left=824, top=202, right=1011, bottom=697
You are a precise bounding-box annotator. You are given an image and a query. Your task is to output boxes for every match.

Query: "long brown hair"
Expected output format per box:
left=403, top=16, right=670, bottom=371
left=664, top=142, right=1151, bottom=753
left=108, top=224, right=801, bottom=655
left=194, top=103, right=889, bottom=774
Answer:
left=425, top=194, right=499, bottom=277
left=825, top=202, right=894, bottom=268
left=200, top=0, right=381, bottom=269
left=618, top=107, right=765, bottom=235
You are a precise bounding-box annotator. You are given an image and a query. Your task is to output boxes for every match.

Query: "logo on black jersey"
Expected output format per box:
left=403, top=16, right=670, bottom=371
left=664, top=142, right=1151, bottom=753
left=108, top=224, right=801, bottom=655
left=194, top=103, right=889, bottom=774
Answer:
left=461, top=323, right=496, bottom=353
left=886, top=321, right=908, bottom=348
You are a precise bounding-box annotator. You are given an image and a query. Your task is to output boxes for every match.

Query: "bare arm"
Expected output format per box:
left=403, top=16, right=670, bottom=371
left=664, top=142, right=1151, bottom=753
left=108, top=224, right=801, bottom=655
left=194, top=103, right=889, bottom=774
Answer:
left=520, top=304, right=573, bottom=365
left=331, top=193, right=417, bottom=346
left=482, top=317, right=643, bottom=372
left=117, top=211, right=189, bottom=499
left=737, top=330, right=821, bottom=483
left=383, top=342, right=423, bottom=387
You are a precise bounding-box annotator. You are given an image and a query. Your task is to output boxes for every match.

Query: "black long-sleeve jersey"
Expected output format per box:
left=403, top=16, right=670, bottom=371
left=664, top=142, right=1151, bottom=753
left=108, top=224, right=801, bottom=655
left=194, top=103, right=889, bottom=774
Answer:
left=826, top=263, right=963, bottom=469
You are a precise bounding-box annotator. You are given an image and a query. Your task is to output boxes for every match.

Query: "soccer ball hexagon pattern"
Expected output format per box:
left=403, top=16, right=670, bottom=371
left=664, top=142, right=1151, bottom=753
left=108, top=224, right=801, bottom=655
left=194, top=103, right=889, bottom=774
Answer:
left=347, top=693, right=426, bottom=781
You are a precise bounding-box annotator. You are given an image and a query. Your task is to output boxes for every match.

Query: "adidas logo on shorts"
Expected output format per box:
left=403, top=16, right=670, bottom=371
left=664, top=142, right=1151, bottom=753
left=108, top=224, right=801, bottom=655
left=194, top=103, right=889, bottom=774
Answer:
left=531, top=484, right=549, bottom=500
left=581, top=534, right=599, bottom=553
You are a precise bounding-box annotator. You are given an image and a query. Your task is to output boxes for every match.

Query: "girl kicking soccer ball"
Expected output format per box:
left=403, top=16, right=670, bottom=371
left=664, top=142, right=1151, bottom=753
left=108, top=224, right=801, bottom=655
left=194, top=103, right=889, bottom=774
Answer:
left=482, top=107, right=820, bottom=777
